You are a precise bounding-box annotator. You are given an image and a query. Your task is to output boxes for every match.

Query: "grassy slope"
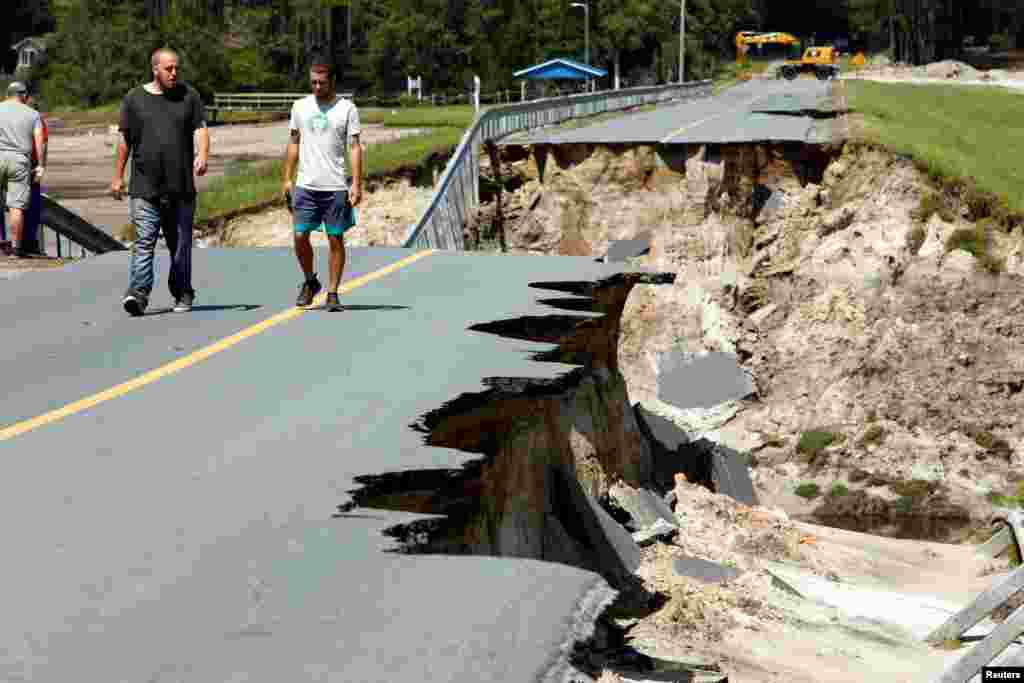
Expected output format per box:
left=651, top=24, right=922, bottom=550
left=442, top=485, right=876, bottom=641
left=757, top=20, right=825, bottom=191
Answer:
left=845, top=79, right=1024, bottom=214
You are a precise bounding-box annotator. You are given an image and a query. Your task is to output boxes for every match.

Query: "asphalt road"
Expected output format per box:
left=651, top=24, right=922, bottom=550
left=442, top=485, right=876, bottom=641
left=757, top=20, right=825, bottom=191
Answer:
left=501, top=78, right=837, bottom=145
left=0, top=247, right=624, bottom=682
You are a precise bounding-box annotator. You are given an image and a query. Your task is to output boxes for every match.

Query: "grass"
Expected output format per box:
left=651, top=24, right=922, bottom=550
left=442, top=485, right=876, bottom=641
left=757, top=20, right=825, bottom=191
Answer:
left=796, top=429, right=841, bottom=463
left=361, top=105, right=475, bottom=128
left=944, top=225, right=1005, bottom=274
left=795, top=482, right=821, bottom=499
left=986, top=482, right=1024, bottom=508
left=44, top=102, right=121, bottom=127
left=858, top=424, right=887, bottom=447
left=845, top=80, right=1024, bottom=218
left=195, top=127, right=462, bottom=224
left=891, top=479, right=937, bottom=501
left=829, top=482, right=850, bottom=497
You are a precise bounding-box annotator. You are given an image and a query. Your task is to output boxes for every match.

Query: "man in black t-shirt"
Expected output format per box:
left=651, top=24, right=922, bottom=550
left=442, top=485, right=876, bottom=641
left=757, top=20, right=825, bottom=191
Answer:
left=112, top=47, right=209, bottom=316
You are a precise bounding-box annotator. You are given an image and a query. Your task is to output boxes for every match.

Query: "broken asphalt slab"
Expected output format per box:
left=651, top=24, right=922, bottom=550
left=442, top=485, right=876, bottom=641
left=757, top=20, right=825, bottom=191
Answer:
left=672, top=555, right=742, bottom=584
left=657, top=350, right=755, bottom=411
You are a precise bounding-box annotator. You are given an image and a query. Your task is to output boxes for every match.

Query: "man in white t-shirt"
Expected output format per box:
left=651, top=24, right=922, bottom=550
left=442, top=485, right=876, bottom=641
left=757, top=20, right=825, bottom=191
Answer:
left=283, top=54, right=362, bottom=310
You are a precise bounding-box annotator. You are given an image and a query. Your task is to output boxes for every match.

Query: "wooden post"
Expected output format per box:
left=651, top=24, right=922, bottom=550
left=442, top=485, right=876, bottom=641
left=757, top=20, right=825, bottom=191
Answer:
left=934, top=602, right=1024, bottom=683
left=926, top=564, right=1024, bottom=644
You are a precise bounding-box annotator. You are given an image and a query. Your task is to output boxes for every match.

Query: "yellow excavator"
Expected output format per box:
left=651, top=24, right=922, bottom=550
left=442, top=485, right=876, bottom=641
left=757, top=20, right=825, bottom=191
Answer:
left=735, top=32, right=840, bottom=81
left=734, top=31, right=801, bottom=64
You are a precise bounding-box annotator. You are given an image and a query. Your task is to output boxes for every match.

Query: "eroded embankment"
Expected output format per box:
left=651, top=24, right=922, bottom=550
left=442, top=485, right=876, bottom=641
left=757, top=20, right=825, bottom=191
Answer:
left=471, top=132, right=1024, bottom=542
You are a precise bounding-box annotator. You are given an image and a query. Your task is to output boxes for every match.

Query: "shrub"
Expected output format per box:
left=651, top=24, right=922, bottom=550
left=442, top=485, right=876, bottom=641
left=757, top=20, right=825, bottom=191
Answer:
left=945, top=226, right=985, bottom=258
left=829, top=482, right=850, bottom=497
left=859, top=424, right=886, bottom=447
left=797, top=430, right=839, bottom=460
left=891, top=479, right=936, bottom=500
left=944, top=225, right=1003, bottom=273
left=963, top=182, right=998, bottom=221
left=906, top=224, right=927, bottom=255
left=895, top=495, right=915, bottom=514
left=398, top=94, right=424, bottom=108
left=795, top=482, right=821, bottom=499
left=912, top=192, right=953, bottom=223
left=990, top=32, right=1012, bottom=52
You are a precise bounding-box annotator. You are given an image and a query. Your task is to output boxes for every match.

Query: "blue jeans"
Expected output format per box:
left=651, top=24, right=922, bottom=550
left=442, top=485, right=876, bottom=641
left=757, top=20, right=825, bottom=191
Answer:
left=126, top=195, right=195, bottom=300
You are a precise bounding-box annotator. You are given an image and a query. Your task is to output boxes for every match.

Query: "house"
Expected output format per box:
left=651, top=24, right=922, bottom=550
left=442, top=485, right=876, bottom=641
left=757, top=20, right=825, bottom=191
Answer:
left=11, top=35, right=51, bottom=71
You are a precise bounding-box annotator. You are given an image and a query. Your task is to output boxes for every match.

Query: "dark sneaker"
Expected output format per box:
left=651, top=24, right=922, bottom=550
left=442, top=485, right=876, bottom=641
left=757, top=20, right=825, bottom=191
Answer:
left=296, top=275, right=322, bottom=307
left=325, top=292, right=342, bottom=311
left=173, top=293, right=194, bottom=313
left=123, top=293, right=148, bottom=317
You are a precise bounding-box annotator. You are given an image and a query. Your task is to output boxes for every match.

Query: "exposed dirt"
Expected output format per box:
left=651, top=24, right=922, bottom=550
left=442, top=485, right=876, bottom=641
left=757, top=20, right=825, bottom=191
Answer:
left=597, top=474, right=1004, bottom=683
left=202, top=177, right=433, bottom=249
left=454, top=84, right=1024, bottom=680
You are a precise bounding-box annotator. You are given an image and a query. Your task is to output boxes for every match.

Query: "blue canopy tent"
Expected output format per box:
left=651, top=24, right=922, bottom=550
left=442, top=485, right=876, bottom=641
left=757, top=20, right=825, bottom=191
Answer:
left=513, top=58, right=608, bottom=100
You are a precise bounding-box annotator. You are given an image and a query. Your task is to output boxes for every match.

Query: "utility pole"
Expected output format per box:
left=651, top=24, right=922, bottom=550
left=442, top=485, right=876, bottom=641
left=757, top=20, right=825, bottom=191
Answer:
left=679, top=0, right=685, bottom=83
left=571, top=2, right=590, bottom=90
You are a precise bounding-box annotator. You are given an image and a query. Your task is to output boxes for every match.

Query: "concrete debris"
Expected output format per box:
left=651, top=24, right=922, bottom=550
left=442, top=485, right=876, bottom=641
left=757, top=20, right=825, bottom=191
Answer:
left=632, top=518, right=681, bottom=547
left=610, top=482, right=679, bottom=531
left=604, top=232, right=652, bottom=262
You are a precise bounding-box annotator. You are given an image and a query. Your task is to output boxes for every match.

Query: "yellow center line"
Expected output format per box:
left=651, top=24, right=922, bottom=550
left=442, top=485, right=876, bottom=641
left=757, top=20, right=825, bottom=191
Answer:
left=0, top=249, right=436, bottom=442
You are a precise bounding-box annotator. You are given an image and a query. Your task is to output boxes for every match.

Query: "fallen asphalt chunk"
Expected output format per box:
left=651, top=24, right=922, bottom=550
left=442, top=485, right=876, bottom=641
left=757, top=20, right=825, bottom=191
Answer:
left=632, top=518, right=680, bottom=547
left=672, top=555, right=742, bottom=584
left=657, top=350, right=755, bottom=411
left=610, top=482, right=679, bottom=530
left=708, top=441, right=758, bottom=507
left=602, top=232, right=652, bottom=263
left=634, top=403, right=690, bottom=452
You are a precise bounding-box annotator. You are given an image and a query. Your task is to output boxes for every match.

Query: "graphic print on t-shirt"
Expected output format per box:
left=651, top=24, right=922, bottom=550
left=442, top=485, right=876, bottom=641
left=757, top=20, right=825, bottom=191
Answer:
left=310, top=110, right=329, bottom=135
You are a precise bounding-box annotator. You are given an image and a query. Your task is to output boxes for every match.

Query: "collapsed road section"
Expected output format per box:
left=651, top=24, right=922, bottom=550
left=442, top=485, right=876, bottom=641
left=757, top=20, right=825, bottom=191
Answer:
left=336, top=270, right=759, bottom=681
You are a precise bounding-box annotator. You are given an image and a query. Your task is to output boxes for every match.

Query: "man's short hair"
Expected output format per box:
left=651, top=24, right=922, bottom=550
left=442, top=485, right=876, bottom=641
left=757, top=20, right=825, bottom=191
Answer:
left=7, top=81, right=28, bottom=96
left=151, top=47, right=179, bottom=69
left=309, top=53, right=336, bottom=80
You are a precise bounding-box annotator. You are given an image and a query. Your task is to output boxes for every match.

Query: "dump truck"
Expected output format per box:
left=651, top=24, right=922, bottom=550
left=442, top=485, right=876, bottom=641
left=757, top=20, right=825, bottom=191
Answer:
left=776, top=46, right=840, bottom=81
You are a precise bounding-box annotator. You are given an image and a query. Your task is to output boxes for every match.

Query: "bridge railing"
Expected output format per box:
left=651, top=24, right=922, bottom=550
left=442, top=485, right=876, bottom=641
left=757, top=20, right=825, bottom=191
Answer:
left=930, top=510, right=1024, bottom=682
left=400, top=80, right=713, bottom=251
left=2, top=194, right=127, bottom=260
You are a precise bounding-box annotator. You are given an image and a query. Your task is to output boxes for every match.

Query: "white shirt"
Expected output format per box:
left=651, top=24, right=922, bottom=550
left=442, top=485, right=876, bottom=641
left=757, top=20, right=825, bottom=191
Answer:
left=289, top=94, right=361, bottom=191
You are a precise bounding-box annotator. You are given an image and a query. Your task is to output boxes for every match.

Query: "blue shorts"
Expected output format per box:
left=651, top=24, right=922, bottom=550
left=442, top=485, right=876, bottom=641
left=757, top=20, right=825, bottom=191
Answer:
left=291, top=187, right=357, bottom=237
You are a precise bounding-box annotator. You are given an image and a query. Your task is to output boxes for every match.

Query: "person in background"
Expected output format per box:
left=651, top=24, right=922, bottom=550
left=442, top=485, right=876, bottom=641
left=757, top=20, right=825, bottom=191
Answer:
left=0, top=81, right=45, bottom=257
left=21, top=91, right=48, bottom=255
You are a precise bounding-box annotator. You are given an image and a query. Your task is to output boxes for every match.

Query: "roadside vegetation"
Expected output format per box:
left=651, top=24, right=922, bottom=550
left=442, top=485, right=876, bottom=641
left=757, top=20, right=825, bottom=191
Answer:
left=197, top=126, right=463, bottom=224
left=845, top=79, right=1024, bottom=222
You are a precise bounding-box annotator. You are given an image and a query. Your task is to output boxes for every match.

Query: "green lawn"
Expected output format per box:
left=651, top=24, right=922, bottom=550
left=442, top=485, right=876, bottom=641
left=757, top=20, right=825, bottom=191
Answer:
left=845, top=80, right=1024, bottom=215
left=360, top=105, right=475, bottom=128
left=196, top=126, right=463, bottom=224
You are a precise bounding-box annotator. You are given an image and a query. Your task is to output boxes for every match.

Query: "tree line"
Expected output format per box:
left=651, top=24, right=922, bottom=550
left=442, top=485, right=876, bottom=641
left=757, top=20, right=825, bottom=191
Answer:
left=7, top=0, right=1024, bottom=108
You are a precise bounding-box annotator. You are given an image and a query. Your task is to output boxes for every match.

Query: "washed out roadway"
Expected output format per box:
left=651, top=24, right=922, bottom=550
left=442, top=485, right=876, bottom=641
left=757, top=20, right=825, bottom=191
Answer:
left=501, top=78, right=837, bottom=146
left=0, top=247, right=624, bottom=682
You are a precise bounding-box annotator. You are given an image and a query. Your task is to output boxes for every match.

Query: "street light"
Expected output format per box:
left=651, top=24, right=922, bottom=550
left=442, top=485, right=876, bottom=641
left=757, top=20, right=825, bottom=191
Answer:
left=570, top=1, right=590, bottom=91
left=678, top=0, right=685, bottom=84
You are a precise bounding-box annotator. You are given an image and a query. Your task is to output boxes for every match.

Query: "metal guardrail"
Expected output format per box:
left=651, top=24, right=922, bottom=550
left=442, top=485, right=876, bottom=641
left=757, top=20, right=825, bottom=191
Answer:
left=208, top=92, right=356, bottom=122
left=400, top=80, right=713, bottom=251
left=2, top=193, right=127, bottom=260
left=930, top=510, right=1024, bottom=681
